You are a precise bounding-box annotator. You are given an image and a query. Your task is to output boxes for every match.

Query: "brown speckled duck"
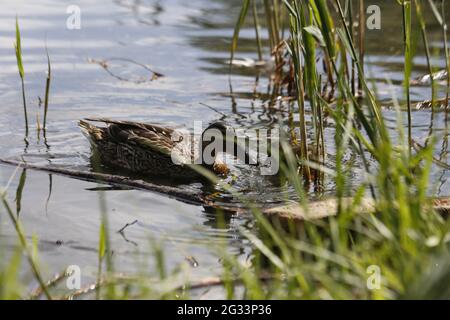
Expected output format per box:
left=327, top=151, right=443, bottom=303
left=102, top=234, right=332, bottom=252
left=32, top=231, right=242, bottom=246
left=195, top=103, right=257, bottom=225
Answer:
left=79, top=118, right=245, bottom=179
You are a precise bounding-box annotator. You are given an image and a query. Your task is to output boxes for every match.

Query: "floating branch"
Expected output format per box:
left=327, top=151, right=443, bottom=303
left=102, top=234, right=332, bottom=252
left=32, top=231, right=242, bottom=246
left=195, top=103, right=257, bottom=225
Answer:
left=1, top=157, right=448, bottom=221
left=88, top=57, right=164, bottom=83
left=0, top=158, right=202, bottom=204
left=0, top=157, right=244, bottom=214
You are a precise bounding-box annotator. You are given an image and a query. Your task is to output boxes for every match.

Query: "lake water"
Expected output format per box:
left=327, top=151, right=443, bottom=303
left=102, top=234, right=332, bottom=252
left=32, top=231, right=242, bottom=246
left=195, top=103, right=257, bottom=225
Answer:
left=0, top=0, right=448, bottom=297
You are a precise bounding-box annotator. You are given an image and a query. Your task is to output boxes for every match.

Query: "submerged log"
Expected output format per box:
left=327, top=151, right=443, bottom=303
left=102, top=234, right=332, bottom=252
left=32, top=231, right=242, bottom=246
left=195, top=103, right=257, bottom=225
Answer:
left=415, top=97, right=450, bottom=110
left=264, top=198, right=374, bottom=220
left=0, top=158, right=251, bottom=214
left=264, top=197, right=450, bottom=220
left=1, top=158, right=448, bottom=220
left=0, top=158, right=204, bottom=206
left=411, top=69, right=448, bottom=86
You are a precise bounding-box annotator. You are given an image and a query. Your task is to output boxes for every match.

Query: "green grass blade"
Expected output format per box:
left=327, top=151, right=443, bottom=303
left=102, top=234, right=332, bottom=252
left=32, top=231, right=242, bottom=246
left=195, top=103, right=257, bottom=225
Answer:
left=230, top=0, right=250, bottom=69
left=252, top=0, right=263, bottom=61
left=43, top=46, right=51, bottom=130
left=314, top=0, right=336, bottom=59
left=14, top=169, right=26, bottom=217
left=14, top=17, right=28, bottom=138
left=402, top=0, right=412, bottom=151
left=14, top=17, right=24, bottom=79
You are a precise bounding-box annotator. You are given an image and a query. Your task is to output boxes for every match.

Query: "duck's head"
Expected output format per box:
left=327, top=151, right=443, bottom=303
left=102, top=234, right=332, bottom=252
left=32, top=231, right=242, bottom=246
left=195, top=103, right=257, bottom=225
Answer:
left=201, top=121, right=253, bottom=166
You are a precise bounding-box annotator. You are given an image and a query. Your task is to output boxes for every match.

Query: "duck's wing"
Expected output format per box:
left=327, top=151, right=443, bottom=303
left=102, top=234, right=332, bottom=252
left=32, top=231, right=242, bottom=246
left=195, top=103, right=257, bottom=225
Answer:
left=82, top=118, right=177, bottom=157
left=84, top=118, right=175, bottom=136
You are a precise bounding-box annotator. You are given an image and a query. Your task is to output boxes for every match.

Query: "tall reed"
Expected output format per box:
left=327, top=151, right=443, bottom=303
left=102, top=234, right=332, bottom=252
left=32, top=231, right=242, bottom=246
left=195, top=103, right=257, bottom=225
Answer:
left=252, top=0, right=264, bottom=61
left=14, top=17, right=28, bottom=139
left=43, top=46, right=51, bottom=132
left=402, top=0, right=413, bottom=151
left=229, top=0, right=250, bottom=69
left=445, top=2, right=450, bottom=113
left=285, top=0, right=310, bottom=180
left=358, top=0, right=365, bottom=94
left=415, top=0, right=436, bottom=115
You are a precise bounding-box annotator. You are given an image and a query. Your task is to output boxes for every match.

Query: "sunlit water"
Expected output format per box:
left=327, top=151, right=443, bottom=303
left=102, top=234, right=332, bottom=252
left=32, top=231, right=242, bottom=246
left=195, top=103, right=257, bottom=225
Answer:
left=0, top=0, right=448, bottom=297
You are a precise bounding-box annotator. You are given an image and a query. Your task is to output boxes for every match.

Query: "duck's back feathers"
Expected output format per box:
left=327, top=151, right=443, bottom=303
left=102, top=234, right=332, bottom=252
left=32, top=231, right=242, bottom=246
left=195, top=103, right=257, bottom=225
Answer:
left=78, top=118, right=203, bottom=178
left=81, top=118, right=176, bottom=156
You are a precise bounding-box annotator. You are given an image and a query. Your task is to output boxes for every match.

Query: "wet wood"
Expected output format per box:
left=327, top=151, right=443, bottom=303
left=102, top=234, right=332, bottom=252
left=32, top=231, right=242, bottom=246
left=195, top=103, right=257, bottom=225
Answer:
left=0, top=158, right=249, bottom=214
left=1, top=158, right=448, bottom=220
left=411, top=69, right=448, bottom=85
left=0, top=158, right=207, bottom=207
left=264, top=197, right=450, bottom=220
left=264, top=198, right=374, bottom=220
left=414, top=97, right=450, bottom=110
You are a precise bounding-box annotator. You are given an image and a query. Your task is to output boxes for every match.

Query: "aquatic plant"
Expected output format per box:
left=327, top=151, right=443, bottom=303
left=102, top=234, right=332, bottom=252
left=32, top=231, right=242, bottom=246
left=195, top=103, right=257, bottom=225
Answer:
left=216, top=0, right=450, bottom=299
left=14, top=17, right=28, bottom=139
left=43, top=45, right=51, bottom=132
left=402, top=0, right=413, bottom=150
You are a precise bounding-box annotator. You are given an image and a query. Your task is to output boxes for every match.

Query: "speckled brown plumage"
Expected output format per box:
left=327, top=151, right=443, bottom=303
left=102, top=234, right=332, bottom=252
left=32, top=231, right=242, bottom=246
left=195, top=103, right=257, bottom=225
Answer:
left=79, top=118, right=215, bottom=179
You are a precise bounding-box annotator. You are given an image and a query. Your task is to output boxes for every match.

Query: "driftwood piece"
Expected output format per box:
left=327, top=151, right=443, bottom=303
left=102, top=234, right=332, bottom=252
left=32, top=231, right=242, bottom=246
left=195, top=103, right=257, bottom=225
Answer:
left=264, top=197, right=450, bottom=220
left=415, top=97, right=450, bottom=110
left=264, top=198, right=375, bottom=220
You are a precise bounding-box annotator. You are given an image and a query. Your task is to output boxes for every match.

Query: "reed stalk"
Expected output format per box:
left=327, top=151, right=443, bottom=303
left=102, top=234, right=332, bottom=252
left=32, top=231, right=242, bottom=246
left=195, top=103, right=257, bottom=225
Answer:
left=263, top=0, right=282, bottom=64
left=229, top=0, right=250, bottom=72
left=402, top=0, right=413, bottom=152
left=439, top=0, right=449, bottom=116
left=415, top=0, right=436, bottom=110
left=14, top=17, right=28, bottom=139
left=442, top=10, right=450, bottom=173
left=346, top=0, right=356, bottom=95
left=286, top=0, right=311, bottom=180
left=43, top=46, right=51, bottom=132
left=358, top=0, right=365, bottom=95
left=429, top=0, right=450, bottom=159
left=252, top=0, right=264, bottom=61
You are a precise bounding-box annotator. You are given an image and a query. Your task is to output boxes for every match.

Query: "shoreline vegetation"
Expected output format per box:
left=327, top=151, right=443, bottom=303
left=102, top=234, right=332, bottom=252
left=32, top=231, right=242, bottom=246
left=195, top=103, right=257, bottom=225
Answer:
left=1, top=0, right=450, bottom=300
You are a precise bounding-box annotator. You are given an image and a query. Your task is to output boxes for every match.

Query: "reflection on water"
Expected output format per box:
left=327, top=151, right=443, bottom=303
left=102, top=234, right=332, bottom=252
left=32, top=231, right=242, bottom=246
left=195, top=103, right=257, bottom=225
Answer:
left=114, top=0, right=164, bottom=26
left=0, top=0, right=448, bottom=291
